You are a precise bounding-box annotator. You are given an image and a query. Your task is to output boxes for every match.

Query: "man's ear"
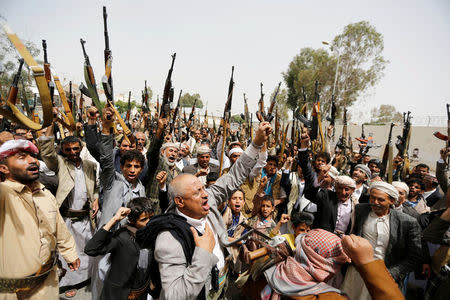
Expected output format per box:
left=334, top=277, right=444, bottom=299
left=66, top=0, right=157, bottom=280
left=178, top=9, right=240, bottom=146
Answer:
left=174, top=196, right=184, bottom=208
left=0, top=163, right=9, bottom=176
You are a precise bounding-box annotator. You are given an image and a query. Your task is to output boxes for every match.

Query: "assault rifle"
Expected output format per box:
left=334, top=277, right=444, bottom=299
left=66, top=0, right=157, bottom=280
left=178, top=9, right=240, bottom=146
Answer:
left=433, top=104, right=450, bottom=167
left=170, top=89, right=182, bottom=134
left=160, top=53, right=176, bottom=119
left=80, top=39, right=102, bottom=109
left=126, top=91, right=131, bottom=122
left=143, top=80, right=149, bottom=111
left=256, top=82, right=265, bottom=122
left=6, top=58, right=24, bottom=105
left=266, top=82, right=281, bottom=123
left=219, top=66, right=235, bottom=176
left=42, top=40, right=55, bottom=105
left=102, top=6, right=114, bottom=103
left=380, top=123, right=395, bottom=181
left=335, top=107, right=348, bottom=152
left=395, top=111, right=412, bottom=180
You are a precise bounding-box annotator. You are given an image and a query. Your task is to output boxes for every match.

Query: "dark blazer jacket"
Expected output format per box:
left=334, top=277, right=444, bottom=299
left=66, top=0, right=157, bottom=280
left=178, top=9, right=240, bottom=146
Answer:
left=299, top=150, right=353, bottom=234
left=358, top=185, right=370, bottom=204
left=182, top=163, right=219, bottom=175
left=353, top=203, right=423, bottom=282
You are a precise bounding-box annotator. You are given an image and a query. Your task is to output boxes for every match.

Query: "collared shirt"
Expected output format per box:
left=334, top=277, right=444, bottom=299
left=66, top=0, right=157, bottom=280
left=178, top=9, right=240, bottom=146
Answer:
left=353, top=185, right=364, bottom=202
left=71, top=163, right=88, bottom=210
left=362, top=211, right=390, bottom=259
left=0, top=180, right=78, bottom=297
left=335, top=198, right=352, bottom=233
left=176, top=208, right=225, bottom=271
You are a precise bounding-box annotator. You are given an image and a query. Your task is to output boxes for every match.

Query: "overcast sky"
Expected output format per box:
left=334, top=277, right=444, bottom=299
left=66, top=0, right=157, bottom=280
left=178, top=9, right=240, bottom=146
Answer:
left=2, top=0, right=449, bottom=123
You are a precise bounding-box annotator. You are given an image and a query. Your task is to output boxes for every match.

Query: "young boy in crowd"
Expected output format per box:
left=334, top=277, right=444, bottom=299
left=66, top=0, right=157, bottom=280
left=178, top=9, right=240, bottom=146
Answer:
left=84, top=197, right=154, bottom=300
left=222, top=189, right=247, bottom=239
left=406, top=177, right=430, bottom=214
left=248, top=195, right=290, bottom=240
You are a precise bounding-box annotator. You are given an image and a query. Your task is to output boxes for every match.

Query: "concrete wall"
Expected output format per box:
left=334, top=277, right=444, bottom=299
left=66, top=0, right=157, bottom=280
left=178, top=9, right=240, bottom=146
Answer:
left=331, top=124, right=446, bottom=172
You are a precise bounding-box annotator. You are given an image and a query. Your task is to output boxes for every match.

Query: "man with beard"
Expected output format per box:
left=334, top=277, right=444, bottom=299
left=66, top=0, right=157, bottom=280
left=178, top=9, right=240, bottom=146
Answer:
left=182, top=146, right=219, bottom=185
left=0, top=139, right=79, bottom=299
left=342, top=181, right=422, bottom=298
left=38, top=122, right=99, bottom=297
left=146, top=131, right=181, bottom=214
left=134, top=131, right=147, bottom=155
left=299, top=132, right=356, bottom=234
left=352, top=164, right=371, bottom=203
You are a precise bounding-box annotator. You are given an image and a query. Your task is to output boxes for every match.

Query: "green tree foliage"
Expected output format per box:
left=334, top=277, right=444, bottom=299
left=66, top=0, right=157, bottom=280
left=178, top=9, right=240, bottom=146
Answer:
left=283, top=21, right=388, bottom=120
left=370, top=104, right=403, bottom=124
left=179, top=92, right=204, bottom=109
left=114, top=100, right=137, bottom=114
left=230, top=114, right=244, bottom=124
left=0, top=31, right=41, bottom=102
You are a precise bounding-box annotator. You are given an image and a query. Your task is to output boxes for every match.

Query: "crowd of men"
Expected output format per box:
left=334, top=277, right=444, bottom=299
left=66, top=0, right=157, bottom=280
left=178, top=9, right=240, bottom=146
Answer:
left=0, top=104, right=449, bottom=300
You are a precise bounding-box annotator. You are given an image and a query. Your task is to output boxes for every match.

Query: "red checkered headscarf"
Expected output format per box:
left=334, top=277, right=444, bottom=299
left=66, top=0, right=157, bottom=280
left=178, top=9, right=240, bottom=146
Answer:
left=265, top=229, right=350, bottom=299
left=0, top=140, right=39, bottom=160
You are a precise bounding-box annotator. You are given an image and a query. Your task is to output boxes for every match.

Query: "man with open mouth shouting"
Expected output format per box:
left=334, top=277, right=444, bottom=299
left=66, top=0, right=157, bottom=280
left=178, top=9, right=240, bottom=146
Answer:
left=0, top=139, right=79, bottom=299
left=137, top=121, right=272, bottom=300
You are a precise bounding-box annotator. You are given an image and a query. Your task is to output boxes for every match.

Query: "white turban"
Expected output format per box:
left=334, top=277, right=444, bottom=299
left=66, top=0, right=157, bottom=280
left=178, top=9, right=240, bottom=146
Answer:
left=228, top=147, right=243, bottom=156
left=335, top=175, right=356, bottom=189
left=328, top=166, right=339, bottom=180
left=392, top=181, right=409, bottom=196
left=161, top=142, right=179, bottom=151
left=369, top=181, right=399, bottom=201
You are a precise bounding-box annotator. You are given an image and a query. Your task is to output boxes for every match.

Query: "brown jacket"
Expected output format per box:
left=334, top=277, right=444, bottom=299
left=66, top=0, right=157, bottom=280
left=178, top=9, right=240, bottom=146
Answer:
left=38, top=137, right=99, bottom=228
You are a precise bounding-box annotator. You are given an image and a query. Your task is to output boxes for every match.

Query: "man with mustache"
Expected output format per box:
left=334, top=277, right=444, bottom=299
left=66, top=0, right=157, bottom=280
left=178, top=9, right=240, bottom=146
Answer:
left=146, top=116, right=182, bottom=214
left=138, top=122, right=272, bottom=299
left=0, top=139, right=79, bottom=299
left=342, top=181, right=422, bottom=299
left=38, top=120, right=100, bottom=296
left=182, top=146, right=219, bottom=185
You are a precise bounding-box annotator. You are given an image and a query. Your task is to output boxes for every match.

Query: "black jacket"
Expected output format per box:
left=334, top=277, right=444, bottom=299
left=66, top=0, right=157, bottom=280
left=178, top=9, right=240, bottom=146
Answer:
left=85, top=227, right=149, bottom=300
left=299, top=150, right=352, bottom=234
left=353, top=204, right=423, bottom=282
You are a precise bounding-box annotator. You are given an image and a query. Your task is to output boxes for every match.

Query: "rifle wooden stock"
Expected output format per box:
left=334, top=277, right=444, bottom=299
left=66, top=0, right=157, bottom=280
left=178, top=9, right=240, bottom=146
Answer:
left=248, top=247, right=268, bottom=261
left=0, top=25, right=53, bottom=129
left=54, top=75, right=76, bottom=130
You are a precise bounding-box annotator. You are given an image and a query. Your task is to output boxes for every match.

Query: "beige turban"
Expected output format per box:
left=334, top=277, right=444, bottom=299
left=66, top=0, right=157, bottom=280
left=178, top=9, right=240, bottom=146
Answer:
left=392, top=181, right=409, bottom=195
left=369, top=181, right=399, bottom=201
left=197, top=146, right=211, bottom=155
left=335, top=176, right=356, bottom=189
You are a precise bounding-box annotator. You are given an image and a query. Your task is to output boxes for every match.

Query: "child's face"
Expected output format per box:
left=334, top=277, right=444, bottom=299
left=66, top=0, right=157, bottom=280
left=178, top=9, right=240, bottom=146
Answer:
left=134, top=212, right=153, bottom=229
left=293, top=223, right=310, bottom=237
left=260, top=200, right=274, bottom=219
left=229, top=191, right=244, bottom=214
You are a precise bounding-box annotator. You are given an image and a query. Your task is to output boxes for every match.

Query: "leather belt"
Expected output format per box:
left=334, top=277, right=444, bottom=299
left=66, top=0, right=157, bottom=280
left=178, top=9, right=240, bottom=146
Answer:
left=0, top=252, right=56, bottom=298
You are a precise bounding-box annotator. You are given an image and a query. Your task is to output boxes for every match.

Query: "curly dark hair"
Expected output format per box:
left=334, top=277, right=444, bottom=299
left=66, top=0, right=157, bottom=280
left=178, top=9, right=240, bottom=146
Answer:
left=127, top=197, right=155, bottom=223
left=120, top=150, right=145, bottom=167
